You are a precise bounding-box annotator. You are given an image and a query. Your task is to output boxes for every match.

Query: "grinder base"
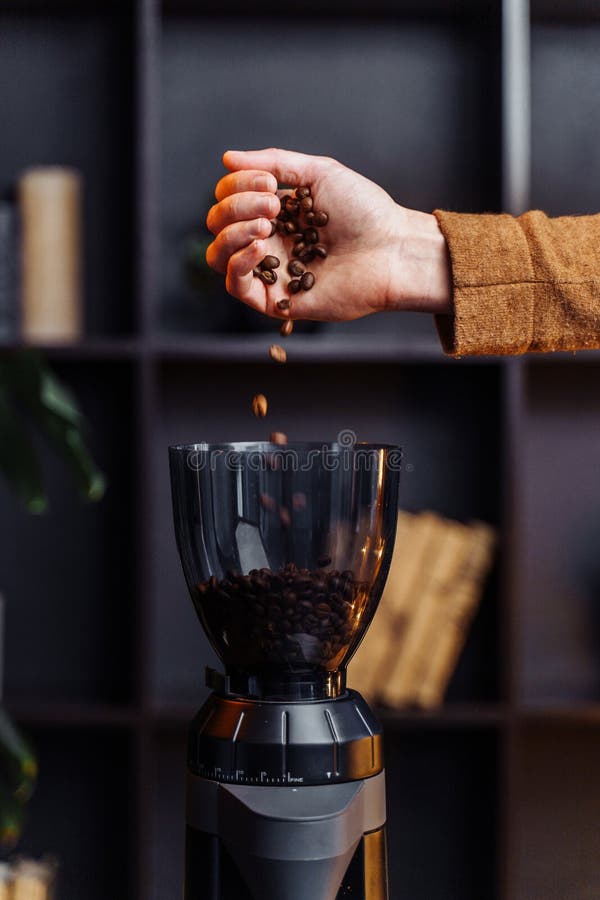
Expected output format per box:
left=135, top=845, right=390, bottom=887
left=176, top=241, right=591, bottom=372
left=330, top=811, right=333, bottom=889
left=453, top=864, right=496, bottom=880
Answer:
left=185, top=825, right=388, bottom=900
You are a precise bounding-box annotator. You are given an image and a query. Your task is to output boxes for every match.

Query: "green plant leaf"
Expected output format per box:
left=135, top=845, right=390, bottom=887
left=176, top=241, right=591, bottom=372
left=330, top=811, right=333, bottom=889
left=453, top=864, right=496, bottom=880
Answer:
left=0, top=386, right=46, bottom=514
left=0, top=352, right=106, bottom=505
left=0, top=710, right=37, bottom=801
left=0, top=787, right=25, bottom=849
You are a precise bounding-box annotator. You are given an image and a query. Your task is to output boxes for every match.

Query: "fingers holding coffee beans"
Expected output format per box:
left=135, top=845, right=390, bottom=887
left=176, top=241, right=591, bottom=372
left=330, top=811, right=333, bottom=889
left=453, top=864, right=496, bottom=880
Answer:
left=225, top=239, right=272, bottom=310
left=206, top=218, right=273, bottom=274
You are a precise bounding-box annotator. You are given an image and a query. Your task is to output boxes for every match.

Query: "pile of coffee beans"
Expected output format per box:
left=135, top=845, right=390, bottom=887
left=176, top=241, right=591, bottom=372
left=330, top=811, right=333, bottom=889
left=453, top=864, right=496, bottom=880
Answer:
left=194, top=562, right=368, bottom=669
left=252, top=184, right=329, bottom=305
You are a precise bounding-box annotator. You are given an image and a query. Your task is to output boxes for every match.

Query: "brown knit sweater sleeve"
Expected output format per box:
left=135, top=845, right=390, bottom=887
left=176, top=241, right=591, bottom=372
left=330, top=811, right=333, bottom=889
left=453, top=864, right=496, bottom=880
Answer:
left=432, top=209, right=600, bottom=356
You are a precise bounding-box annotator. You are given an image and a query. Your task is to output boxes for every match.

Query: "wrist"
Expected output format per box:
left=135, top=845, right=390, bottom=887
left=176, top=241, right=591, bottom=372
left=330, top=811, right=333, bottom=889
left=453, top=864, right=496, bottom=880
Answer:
left=385, top=207, right=452, bottom=315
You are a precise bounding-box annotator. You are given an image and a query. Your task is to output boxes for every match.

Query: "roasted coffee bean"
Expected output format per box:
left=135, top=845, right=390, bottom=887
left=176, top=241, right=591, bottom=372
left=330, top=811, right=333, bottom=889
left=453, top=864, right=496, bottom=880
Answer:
left=300, top=196, right=313, bottom=212
left=276, top=208, right=289, bottom=222
left=276, top=220, right=288, bottom=236
left=257, top=269, right=277, bottom=285
left=252, top=393, right=268, bottom=418
left=260, top=255, right=280, bottom=271
left=277, top=298, right=291, bottom=311
left=300, top=272, right=315, bottom=291
left=288, top=260, right=305, bottom=277
left=285, top=197, right=300, bottom=215
left=295, top=186, right=311, bottom=199
left=269, top=220, right=277, bottom=236
left=292, top=241, right=306, bottom=257
left=292, top=232, right=305, bottom=243
left=304, top=211, right=315, bottom=225
left=299, top=251, right=315, bottom=266
left=284, top=221, right=298, bottom=234
left=288, top=279, right=302, bottom=294
left=269, top=343, right=287, bottom=363
left=314, top=243, right=328, bottom=259
left=304, top=228, right=319, bottom=244
left=313, top=211, right=329, bottom=227
left=270, top=431, right=288, bottom=445
left=280, top=319, right=294, bottom=337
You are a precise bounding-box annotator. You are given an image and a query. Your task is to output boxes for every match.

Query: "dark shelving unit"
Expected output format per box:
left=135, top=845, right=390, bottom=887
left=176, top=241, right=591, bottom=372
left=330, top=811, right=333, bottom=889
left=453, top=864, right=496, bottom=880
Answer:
left=1, top=1, right=600, bottom=898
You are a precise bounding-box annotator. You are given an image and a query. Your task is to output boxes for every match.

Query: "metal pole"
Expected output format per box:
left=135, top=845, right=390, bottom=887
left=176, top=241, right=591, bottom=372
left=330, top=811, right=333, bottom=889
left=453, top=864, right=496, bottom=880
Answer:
left=502, top=0, right=532, bottom=214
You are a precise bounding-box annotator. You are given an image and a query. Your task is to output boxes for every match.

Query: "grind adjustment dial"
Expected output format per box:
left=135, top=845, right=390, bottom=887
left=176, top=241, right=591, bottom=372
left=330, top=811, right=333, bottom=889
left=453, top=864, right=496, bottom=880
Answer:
left=188, top=691, right=383, bottom=786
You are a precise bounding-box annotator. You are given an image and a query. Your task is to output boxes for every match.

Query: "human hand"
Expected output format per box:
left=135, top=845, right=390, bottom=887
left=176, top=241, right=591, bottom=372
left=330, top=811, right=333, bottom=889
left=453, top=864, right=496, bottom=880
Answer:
left=206, top=148, right=451, bottom=322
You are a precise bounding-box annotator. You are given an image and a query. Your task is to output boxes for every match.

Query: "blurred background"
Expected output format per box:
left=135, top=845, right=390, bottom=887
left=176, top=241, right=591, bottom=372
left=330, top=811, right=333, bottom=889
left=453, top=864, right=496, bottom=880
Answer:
left=0, top=0, right=599, bottom=898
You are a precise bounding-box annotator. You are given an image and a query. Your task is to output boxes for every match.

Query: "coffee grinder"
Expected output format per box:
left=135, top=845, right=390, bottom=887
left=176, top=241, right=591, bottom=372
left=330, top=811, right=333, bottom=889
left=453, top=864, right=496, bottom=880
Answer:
left=169, top=441, right=401, bottom=900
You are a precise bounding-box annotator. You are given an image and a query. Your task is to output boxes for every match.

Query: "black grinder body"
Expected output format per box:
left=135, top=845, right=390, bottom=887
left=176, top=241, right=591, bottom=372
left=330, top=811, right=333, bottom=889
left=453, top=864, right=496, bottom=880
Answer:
left=184, top=689, right=389, bottom=900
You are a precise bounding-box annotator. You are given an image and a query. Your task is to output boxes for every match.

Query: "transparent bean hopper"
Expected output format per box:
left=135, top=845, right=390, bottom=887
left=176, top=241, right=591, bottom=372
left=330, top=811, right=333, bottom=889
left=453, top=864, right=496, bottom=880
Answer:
left=169, top=441, right=401, bottom=900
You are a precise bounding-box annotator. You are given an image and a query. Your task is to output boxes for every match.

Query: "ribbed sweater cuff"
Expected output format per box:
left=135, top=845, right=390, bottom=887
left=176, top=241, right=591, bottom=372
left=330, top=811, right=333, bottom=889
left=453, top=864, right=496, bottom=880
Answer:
left=432, top=210, right=535, bottom=357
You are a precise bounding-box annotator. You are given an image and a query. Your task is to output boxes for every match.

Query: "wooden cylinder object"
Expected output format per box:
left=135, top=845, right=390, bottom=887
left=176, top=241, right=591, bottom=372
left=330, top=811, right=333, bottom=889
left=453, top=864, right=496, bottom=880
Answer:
left=18, top=167, right=82, bottom=343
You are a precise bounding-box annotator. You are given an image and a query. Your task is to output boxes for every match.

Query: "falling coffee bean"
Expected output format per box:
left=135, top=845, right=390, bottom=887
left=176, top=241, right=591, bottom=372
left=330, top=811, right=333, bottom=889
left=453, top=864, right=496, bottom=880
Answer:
left=260, top=255, right=280, bottom=271
left=300, top=272, right=315, bottom=291
left=313, top=211, right=329, bottom=227
left=288, top=279, right=302, bottom=294
left=280, top=319, right=294, bottom=337
left=260, top=492, right=276, bottom=511
left=252, top=393, right=268, bottom=418
left=288, top=260, right=305, bottom=277
left=269, top=344, right=287, bottom=364
left=277, top=298, right=291, bottom=311
left=270, top=431, right=288, bottom=445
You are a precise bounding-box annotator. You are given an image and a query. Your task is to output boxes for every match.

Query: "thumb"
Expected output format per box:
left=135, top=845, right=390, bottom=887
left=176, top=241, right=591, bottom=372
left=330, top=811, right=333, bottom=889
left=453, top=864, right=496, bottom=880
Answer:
left=223, top=148, right=324, bottom=188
